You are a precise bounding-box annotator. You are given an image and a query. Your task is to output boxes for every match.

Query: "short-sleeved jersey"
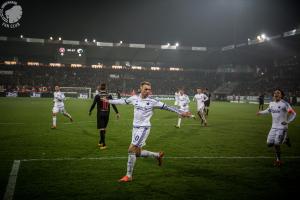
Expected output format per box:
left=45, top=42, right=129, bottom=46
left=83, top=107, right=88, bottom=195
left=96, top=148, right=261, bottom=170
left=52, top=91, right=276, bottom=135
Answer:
left=53, top=91, right=65, bottom=108
left=266, top=100, right=293, bottom=129
left=194, top=93, right=208, bottom=108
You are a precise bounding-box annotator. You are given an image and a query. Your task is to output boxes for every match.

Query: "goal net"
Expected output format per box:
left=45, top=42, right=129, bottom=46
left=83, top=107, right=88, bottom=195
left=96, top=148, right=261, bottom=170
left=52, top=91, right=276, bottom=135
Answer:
left=60, top=87, right=92, bottom=99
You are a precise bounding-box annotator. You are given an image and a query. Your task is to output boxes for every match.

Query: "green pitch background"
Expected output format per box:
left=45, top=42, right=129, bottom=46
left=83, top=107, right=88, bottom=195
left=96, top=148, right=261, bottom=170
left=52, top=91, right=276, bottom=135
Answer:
left=0, top=98, right=299, bottom=200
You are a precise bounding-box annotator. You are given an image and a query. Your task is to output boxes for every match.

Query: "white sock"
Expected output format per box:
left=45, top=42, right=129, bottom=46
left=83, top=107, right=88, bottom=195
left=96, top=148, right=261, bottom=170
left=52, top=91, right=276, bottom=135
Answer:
left=177, top=118, right=181, bottom=127
left=52, top=116, right=56, bottom=126
left=126, top=152, right=136, bottom=177
left=140, top=150, right=159, bottom=158
left=200, top=112, right=207, bottom=123
left=64, top=112, right=72, bottom=119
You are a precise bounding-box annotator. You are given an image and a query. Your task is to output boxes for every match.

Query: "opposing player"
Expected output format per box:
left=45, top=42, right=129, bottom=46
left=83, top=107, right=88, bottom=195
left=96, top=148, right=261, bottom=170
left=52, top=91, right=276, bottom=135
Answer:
left=258, top=93, right=265, bottom=110
left=204, top=88, right=211, bottom=116
left=51, top=85, right=73, bottom=129
left=175, top=89, right=194, bottom=128
left=89, top=83, right=120, bottom=150
left=193, top=88, right=209, bottom=126
left=257, top=89, right=296, bottom=167
left=107, top=81, right=191, bottom=182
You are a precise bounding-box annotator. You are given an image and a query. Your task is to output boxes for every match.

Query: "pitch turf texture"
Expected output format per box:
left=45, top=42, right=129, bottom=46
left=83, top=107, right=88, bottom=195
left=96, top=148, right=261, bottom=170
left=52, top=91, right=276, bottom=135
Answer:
left=0, top=98, right=299, bottom=200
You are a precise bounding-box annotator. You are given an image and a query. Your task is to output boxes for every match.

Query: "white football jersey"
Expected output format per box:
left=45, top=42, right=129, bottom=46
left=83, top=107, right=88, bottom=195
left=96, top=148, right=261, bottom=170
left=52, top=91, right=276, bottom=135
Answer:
left=109, top=95, right=165, bottom=127
left=263, top=100, right=294, bottom=129
left=53, top=91, right=65, bottom=108
left=194, top=93, right=208, bottom=109
left=178, top=94, right=190, bottom=108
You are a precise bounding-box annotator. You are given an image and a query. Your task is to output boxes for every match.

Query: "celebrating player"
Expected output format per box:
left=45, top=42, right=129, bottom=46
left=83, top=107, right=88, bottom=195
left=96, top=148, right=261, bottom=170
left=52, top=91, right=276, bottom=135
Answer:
left=89, top=83, right=120, bottom=150
left=175, top=89, right=195, bottom=128
left=107, top=81, right=192, bottom=182
left=193, top=88, right=209, bottom=126
left=256, top=88, right=296, bottom=167
left=51, top=86, right=73, bottom=129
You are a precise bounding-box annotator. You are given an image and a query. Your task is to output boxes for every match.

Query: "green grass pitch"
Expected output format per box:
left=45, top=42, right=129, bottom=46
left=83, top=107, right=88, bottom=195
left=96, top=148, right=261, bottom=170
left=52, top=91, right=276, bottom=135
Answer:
left=0, top=98, right=299, bottom=200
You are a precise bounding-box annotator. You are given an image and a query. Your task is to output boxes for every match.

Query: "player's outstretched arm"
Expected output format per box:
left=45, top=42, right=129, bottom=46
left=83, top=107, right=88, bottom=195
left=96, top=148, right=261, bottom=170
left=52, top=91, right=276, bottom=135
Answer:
left=108, top=99, right=127, bottom=105
left=158, top=102, right=192, bottom=117
left=108, top=95, right=120, bottom=116
left=107, top=96, right=135, bottom=105
left=256, top=108, right=270, bottom=115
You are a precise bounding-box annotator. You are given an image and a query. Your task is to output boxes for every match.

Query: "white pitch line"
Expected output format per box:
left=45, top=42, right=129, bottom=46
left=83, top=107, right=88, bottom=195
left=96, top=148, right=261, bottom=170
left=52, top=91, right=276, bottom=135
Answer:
left=0, top=123, right=25, bottom=125
left=3, top=160, right=21, bottom=200
left=20, top=156, right=300, bottom=162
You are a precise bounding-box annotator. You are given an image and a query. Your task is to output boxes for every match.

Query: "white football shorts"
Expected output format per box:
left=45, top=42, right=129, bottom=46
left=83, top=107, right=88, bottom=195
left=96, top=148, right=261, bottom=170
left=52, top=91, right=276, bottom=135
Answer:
left=267, top=128, right=287, bottom=145
left=52, top=106, right=65, bottom=114
left=131, top=127, right=151, bottom=147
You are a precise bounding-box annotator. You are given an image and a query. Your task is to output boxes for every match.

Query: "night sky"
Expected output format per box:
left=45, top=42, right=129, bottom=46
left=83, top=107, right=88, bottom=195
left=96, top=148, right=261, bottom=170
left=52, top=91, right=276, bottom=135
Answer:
left=1, top=0, right=300, bottom=46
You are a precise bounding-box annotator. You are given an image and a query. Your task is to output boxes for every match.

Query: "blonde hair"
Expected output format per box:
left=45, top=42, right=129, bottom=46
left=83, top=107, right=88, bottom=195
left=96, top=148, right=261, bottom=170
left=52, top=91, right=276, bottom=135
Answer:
left=140, top=81, right=151, bottom=87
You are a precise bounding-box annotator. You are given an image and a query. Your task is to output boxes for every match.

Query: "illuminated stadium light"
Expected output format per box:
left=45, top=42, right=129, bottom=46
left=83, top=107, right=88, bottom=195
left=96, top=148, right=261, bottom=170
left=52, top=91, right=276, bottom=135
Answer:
left=175, top=42, right=179, bottom=47
left=167, top=43, right=170, bottom=46
left=60, top=53, right=64, bottom=56
left=131, top=66, right=142, bottom=70
left=49, top=63, right=63, bottom=67
left=78, top=53, right=82, bottom=57
left=112, top=65, right=123, bottom=69
left=120, top=41, right=123, bottom=44
left=170, top=67, right=181, bottom=71
left=151, top=67, right=160, bottom=71
left=20, top=35, right=23, bottom=38
left=70, top=64, right=82, bottom=68
left=27, top=62, right=40, bottom=66
left=257, top=35, right=262, bottom=41
left=4, top=61, right=17, bottom=65
left=91, top=63, right=103, bottom=69
left=84, top=38, right=88, bottom=42
left=49, top=36, right=53, bottom=40
left=93, top=39, right=96, bottom=43
left=58, top=37, right=62, bottom=41
left=257, top=33, right=269, bottom=42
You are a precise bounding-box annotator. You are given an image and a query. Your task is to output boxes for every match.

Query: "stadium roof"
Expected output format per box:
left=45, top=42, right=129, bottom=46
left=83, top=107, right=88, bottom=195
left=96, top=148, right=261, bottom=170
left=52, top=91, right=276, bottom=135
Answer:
left=1, top=0, right=300, bottom=47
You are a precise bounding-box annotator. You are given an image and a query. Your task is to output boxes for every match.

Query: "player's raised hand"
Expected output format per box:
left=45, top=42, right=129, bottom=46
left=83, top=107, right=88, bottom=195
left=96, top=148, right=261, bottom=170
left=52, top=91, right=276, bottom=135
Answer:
left=102, top=98, right=109, bottom=103
left=256, top=112, right=261, bottom=116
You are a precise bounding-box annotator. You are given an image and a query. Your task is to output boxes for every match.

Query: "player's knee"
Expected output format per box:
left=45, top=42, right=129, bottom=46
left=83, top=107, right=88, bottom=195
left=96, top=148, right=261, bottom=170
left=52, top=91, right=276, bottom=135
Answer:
left=128, top=146, right=140, bottom=156
left=52, top=113, right=57, bottom=116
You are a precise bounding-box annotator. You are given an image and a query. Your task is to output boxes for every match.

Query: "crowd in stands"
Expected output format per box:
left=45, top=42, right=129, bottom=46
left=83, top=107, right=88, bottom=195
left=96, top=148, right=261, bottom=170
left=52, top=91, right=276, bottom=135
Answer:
left=0, top=64, right=220, bottom=95
left=0, top=64, right=299, bottom=99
